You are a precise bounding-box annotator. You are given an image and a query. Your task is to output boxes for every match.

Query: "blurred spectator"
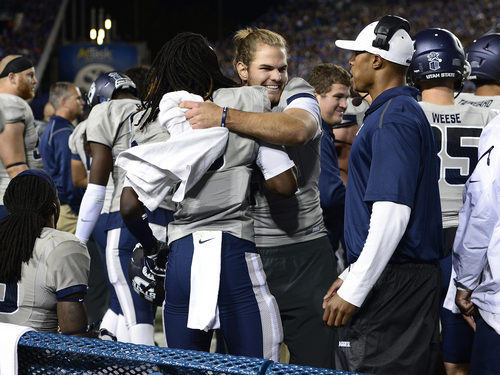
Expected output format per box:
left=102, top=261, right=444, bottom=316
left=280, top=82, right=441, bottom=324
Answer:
left=39, top=82, right=85, bottom=234
left=0, top=0, right=61, bottom=67
left=34, top=101, right=55, bottom=137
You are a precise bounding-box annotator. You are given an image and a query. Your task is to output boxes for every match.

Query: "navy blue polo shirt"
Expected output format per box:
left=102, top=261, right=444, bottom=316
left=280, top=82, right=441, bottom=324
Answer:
left=344, top=86, right=444, bottom=264
left=40, top=115, right=84, bottom=213
left=319, top=119, right=345, bottom=250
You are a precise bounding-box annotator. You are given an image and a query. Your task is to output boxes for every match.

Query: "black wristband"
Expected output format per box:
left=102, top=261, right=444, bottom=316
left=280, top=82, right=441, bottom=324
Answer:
left=5, top=161, right=27, bottom=169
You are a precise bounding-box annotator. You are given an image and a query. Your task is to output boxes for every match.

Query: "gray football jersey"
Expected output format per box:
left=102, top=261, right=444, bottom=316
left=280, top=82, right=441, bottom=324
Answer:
left=0, top=105, right=5, bottom=133
left=130, top=109, right=170, bottom=146
left=85, top=99, right=141, bottom=214
left=419, top=101, right=497, bottom=228
left=0, top=228, right=90, bottom=333
left=167, top=86, right=272, bottom=244
left=456, top=92, right=500, bottom=112
left=0, top=94, right=44, bottom=204
left=68, top=119, right=113, bottom=214
left=68, top=120, right=88, bottom=161
left=248, top=78, right=327, bottom=247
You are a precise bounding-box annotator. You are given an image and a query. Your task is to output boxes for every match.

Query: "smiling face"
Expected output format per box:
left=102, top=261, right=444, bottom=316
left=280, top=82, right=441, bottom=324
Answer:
left=315, top=83, right=350, bottom=126
left=237, top=44, right=288, bottom=105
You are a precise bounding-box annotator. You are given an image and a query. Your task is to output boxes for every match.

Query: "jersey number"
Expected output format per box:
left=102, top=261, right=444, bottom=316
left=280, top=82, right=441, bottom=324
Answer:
left=32, top=149, right=42, bottom=160
left=432, top=126, right=483, bottom=185
left=0, top=282, right=19, bottom=314
left=32, top=138, right=42, bottom=160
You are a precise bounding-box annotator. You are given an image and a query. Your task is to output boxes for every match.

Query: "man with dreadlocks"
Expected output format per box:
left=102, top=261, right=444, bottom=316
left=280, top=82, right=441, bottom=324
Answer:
left=179, top=28, right=335, bottom=368
left=116, top=32, right=298, bottom=360
left=0, top=55, right=44, bottom=220
left=0, top=169, right=93, bottom=337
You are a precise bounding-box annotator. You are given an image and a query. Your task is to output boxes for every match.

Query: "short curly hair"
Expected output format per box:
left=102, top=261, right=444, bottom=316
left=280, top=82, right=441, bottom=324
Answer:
left=307, top=63, right=351, bottom=95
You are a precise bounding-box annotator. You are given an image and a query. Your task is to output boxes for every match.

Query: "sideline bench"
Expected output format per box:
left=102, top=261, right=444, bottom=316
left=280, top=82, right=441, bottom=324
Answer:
left=18, top=330, right=372, bottom=375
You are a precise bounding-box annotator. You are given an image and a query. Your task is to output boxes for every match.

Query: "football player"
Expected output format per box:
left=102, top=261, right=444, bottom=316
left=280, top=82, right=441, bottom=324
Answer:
left=410, top=28, right=497, bottom=375
left=116, top=32, right=297, bottom=360
left=456, top=33, right=500, bottom=111
left=0, top=55, right=44, bottom=220
left=75, top=72, right=166, bottom=345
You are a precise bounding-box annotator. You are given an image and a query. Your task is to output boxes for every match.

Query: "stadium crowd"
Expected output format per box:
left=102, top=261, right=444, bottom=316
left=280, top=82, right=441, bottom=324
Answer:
left=0, top=0, right=61, bottom=66
left=213, top=0, right=500, bottom=84
left=1, top=1, right=500, bottom=375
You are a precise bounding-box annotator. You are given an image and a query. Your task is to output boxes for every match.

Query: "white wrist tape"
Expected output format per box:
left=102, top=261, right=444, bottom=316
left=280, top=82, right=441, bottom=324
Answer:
left=75, top=183, right=106, bottom=243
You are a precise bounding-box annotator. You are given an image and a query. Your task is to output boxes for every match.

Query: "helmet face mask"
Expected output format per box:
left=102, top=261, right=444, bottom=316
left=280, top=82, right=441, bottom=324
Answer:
left=409, top=28, right=467, bottom=91
left=466, top=33, right=500, bottom=84
left=87, top=71, right=138, bottom=108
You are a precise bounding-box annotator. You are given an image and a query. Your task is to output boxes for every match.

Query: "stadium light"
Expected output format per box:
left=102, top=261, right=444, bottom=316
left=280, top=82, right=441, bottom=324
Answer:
left=89, top=7, right=113, bottom=43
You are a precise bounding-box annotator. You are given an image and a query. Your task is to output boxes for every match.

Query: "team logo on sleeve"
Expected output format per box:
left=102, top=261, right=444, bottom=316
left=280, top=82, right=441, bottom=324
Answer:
left=427, top=52, right=442, bottom=71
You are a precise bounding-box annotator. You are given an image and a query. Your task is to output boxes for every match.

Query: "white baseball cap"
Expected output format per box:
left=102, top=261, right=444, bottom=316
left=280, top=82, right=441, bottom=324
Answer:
left=335, top=20, right=414, bottom=66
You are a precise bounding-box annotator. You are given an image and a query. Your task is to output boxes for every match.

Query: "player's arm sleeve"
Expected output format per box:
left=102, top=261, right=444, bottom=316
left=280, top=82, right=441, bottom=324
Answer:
left=256, top=141, right=295, bottom=180
left=75, top=105, right=115, bottom=241
left=85, top=103, right=115, bottom=148
left=46, top=238, right=92, bottom=336
left=337, top=201, right=411, bottom=307
left=452, top=195, right=490, bottom=291
left=256, top=141, right=298, bottom=197
left=75, top=183, right=106, bottom=242
left=453, top=139, right=500, bottom=291
left=283, top=96, right=322, bottom=141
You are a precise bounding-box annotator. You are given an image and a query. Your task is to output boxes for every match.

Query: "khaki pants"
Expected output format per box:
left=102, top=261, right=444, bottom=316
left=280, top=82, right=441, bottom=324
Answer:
left=57, top=204, right=78, bottom=234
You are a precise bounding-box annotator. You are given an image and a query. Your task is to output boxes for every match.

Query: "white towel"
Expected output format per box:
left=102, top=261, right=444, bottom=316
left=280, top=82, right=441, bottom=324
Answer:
left=158, top=91, right=202, bottom=135
left=187, top=231, right=222, bottom=331
left=115, top=91, right=229, bottom=211
left=0, top=322, right=34, bottom=375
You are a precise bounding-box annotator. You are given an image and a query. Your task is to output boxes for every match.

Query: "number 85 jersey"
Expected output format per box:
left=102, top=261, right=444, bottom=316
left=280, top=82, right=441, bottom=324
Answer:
left=418, top=101, right=497, bottom=228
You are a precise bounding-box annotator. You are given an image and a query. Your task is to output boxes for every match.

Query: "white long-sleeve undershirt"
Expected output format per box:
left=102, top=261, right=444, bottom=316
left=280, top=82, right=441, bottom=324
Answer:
left=338, top=201, right=411, bottom=307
